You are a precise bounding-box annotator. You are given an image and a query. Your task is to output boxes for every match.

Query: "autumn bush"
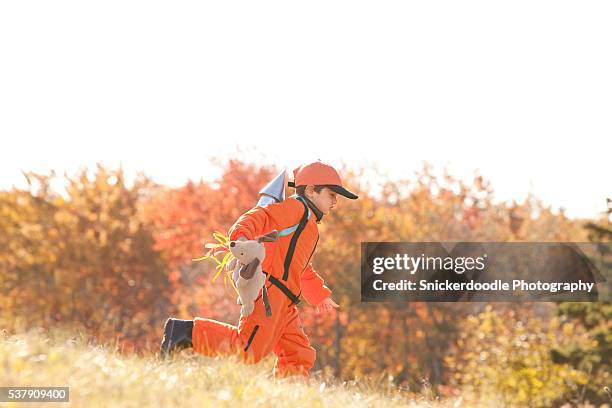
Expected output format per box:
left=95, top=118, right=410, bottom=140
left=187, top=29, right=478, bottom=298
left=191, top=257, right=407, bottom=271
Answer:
left=445, top=304, right=598, bottom=407
left=0, top=166, right=170, bottom=350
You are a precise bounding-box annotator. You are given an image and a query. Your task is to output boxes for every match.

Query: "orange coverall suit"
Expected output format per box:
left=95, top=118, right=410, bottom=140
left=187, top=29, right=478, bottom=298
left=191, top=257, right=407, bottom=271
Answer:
left=191, top=196, right=332, bottom=378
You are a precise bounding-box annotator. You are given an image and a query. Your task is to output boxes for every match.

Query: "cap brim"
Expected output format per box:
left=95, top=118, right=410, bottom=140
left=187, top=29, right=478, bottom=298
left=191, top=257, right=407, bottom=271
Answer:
left=328, top=185, right=358, bottom=200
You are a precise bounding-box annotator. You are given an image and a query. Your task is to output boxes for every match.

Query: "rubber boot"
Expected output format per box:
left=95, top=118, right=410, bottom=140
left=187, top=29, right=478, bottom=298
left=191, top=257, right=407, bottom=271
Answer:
left=160, top=318, right=193, bottom=358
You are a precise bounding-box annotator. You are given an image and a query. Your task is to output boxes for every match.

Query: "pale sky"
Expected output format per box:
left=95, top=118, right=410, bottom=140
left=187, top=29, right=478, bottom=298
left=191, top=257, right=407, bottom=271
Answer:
left=1, top=1, right=610, bottom=219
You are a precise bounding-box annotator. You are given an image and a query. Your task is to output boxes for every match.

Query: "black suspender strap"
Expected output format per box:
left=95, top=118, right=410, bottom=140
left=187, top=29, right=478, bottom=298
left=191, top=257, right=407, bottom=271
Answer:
left=261, top=284, right=272, bottom=317
left=282, top=197, right=310, bottom=281
left=264, top=272, right=301, bottom=305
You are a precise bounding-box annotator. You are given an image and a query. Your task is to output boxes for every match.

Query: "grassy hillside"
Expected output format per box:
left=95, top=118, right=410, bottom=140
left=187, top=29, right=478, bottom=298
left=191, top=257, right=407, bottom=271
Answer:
left=0, top=329, right=458, bottom=408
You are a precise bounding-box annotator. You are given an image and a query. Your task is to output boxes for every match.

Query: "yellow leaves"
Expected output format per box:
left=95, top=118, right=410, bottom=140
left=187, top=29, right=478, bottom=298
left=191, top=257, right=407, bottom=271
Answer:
left=568, top=368, right=589, bottom=385
left=99, top=230, right=108, bottom=247
left=53, top=211, right=73, bottom=224
left=446, top=305, right=602, bottom=407
left=14, top=248, right=35, bottom=265
left=531, top=376, right=544, bottom=389
left=516, top=387, right=527, bottom=402
left=53, top=269, right=63, bottom=285
left=12, top=357, right=26, bottom=372
left=479, top=319, right=492, bottom=334
left=357, top=339, right=368, bottom=356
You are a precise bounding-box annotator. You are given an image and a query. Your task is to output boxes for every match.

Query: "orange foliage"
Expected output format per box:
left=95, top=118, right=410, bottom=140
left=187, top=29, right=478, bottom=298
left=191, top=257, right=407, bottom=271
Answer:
left=0, top=166, right=169, bottom=349
left=142, top=159, right=277, bottom=322
left=0, top=159, right=588, bottom=387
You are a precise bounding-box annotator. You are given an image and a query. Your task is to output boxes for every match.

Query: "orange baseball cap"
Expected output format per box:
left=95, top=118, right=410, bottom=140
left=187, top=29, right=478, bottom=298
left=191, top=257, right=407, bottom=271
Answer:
left=289, top=161, right=358, bottom=199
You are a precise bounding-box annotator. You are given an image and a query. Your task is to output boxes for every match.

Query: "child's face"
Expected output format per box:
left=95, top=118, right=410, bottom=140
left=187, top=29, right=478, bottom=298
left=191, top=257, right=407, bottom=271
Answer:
left=308, top=187, right=338, bottom=215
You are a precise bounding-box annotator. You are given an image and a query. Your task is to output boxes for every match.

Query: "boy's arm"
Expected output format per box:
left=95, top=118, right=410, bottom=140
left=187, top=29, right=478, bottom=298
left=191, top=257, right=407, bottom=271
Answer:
left=301, top=263, right=332, bottom=305
left=228, top=198, right=303, bottom=241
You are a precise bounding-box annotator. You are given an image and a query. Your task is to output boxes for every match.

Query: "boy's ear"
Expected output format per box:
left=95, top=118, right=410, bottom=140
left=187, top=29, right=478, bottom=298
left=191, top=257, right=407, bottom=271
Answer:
left=238, top=258, right=260, bottom=280
left=304, top=185, right=315, bottom=198
left=257, top=230, right=279, bottom=243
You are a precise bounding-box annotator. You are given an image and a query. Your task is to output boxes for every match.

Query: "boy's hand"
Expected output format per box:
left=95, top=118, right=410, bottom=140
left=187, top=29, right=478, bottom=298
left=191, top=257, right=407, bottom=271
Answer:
left=315, top=297, right=339, bottom=314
